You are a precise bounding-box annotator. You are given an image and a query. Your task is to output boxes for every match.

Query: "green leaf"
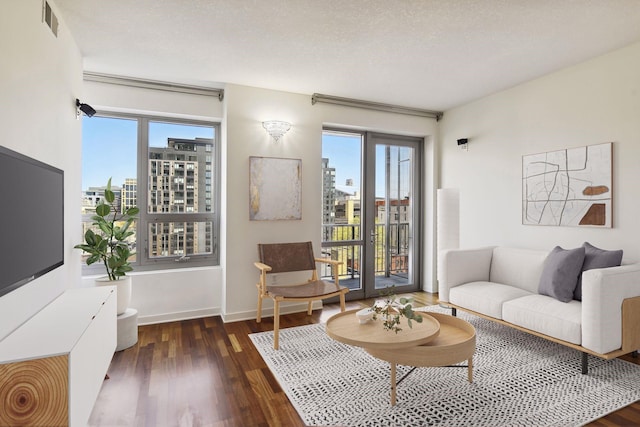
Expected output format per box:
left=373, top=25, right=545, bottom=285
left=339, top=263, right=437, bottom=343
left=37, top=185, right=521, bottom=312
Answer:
left=97, top=239, right=108, bottom=252
left=119, top=221, right=131, bottom=235
left=105, top=189, right=115, bottom=204
left=119, top=265, right=133, bottom=273
left=74, top=244, right=97, bottom=254
left=84, top=229, right=96, bottom=246
left=107, top=257, right=118, bottom=269
left=96, top=203, right=110, bottom=217
left=86, top=254, right=100, bottom=265
left=126, top=207, right=139, bottom=216
left=98, top=222, right=112, bottom=236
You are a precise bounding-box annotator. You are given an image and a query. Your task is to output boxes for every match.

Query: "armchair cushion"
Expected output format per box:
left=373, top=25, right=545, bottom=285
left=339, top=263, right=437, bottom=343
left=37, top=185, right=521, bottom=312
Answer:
left=267, top=280, right=345, bottom=299
left=538, top=246, right=585, bottom=303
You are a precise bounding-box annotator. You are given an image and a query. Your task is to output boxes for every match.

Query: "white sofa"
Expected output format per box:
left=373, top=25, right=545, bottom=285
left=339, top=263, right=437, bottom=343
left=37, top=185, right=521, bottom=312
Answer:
left=438, top=246, right=640, bottom=373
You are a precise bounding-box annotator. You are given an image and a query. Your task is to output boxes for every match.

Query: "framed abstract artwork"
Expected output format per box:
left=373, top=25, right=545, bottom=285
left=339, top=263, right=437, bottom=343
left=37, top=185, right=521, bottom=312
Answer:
left=522, top=142, right=612, bottom=227
left=249, top=156, right=302, bottom=221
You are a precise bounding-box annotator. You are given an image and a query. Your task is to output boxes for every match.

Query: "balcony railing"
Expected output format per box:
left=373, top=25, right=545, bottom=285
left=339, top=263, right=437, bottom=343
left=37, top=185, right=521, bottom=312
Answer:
left=320, top=223, right=409, bottom=285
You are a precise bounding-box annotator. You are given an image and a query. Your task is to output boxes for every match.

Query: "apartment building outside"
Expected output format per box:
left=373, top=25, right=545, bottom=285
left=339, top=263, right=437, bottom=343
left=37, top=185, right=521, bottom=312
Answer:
left=148, top=137, right=213, bottom=258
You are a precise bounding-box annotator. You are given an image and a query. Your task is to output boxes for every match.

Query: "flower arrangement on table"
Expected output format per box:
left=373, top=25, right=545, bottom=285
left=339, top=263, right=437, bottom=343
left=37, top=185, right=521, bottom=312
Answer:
left=355, top=287, right=423, bottom=333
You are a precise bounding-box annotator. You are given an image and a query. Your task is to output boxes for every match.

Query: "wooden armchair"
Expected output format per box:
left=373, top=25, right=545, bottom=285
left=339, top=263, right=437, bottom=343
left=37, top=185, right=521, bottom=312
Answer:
left=255, top=241, right=348, bottom=349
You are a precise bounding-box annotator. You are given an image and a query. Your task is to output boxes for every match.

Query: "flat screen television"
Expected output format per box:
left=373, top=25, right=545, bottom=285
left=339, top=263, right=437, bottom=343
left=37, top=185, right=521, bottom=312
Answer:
left=0, top=146, right=64, bottom=297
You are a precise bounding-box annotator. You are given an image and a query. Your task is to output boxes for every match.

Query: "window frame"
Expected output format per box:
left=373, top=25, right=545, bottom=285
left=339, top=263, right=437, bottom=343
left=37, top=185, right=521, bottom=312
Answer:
left=80, top=111, right=221, bottom=274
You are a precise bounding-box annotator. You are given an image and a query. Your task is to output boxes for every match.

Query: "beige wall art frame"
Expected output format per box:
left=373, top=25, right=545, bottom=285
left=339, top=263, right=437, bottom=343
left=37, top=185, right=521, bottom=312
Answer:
left=522, top=142, right=612, bottom=227
left=249, top=156, right=302, bottom=221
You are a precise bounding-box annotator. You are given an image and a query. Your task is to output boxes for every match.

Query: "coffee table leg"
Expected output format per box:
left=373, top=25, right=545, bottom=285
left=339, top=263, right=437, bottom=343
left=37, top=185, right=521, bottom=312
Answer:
left=390, top=362, right=396, bottom=406
left=467, top=356, right=473, bottom=383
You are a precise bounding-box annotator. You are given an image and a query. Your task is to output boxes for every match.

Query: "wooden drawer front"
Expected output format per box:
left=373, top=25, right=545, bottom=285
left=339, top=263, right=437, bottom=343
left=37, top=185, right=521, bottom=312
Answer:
left=0, top=355, right=68, bottom=427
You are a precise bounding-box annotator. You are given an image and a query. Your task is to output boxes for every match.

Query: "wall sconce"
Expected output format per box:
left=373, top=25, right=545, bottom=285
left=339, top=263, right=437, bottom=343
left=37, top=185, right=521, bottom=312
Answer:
left=262, top=120, right=291, bottom=142
left=76, top=99, right=96, bottom=118
left=457, top=138, right=469, bottom=151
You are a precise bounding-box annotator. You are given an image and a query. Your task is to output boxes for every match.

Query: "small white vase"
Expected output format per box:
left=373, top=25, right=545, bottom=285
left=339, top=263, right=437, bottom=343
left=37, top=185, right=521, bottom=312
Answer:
left=95, top=276, right=132, bottom=315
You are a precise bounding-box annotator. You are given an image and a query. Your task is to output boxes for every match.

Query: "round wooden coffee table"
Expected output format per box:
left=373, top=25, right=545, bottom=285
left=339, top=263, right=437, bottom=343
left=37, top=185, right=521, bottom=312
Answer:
left=326, top=309, right=475, bottom=405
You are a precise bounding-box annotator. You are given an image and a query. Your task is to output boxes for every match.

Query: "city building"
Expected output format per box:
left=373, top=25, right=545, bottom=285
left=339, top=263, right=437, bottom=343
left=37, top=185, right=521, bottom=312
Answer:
left=81, top=185, right=121, bottom=214
left=148, top=137, right=213, bottom=258
left=321, top=158, right=335, bottom=229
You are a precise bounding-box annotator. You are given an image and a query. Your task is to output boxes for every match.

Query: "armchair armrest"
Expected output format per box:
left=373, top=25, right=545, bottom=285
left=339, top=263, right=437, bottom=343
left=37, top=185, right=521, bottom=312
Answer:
left=254, top=262, right=272, bottom=293
left=582, top=263, right=640, bottom=354
left=438, top=247, right=494, bottom=302
left=315, top=257, right=343, bottom=283
left=254, top=262, right=272, bottom=272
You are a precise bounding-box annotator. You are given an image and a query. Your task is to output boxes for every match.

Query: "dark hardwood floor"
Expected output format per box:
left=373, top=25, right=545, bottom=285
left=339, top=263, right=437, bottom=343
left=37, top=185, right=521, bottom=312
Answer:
left=89, top=292, right=640, bottom=426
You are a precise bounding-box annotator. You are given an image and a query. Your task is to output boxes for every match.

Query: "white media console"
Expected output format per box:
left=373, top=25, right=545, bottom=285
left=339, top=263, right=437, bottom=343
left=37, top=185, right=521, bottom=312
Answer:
left=0, top=287, right=116, bottom=426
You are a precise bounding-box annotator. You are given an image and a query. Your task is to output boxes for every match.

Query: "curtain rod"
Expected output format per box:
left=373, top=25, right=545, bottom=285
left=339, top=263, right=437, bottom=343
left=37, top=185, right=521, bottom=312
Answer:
left=83, top=72, right=224, bottom=101
left=311, top=93, right=442, bottom=120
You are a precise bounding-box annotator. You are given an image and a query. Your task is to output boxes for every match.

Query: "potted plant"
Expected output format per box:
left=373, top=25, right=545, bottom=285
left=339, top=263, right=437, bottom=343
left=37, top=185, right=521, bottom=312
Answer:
left=370, top=287, right=423, bottom=333
left=75, top=178, right=139, bottom=314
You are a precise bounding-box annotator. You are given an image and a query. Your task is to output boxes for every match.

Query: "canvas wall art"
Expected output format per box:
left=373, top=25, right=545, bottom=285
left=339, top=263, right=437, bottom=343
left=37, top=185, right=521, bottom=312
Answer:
left=522, top=142, right=612, bottom=227
left=249, top=156, right=302, bottom=221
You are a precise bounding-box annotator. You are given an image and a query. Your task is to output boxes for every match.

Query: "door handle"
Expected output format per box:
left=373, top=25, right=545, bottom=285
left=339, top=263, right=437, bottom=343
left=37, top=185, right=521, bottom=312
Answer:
left=370, top=228, right=375, bottom=244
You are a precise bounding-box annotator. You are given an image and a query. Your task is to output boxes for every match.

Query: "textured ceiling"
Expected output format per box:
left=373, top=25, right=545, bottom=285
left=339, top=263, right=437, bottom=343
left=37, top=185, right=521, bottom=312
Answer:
left=54, top=0, right=640, bottom=111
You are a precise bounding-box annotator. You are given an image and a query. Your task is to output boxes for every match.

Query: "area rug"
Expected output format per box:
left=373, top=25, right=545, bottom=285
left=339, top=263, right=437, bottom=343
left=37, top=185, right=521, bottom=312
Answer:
left=249, top=306, right=640, bottom=426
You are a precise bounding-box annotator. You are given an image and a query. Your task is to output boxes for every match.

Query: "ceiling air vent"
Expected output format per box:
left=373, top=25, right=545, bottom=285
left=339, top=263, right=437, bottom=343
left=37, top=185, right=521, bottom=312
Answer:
left=43, top=1, right=59, bottom=37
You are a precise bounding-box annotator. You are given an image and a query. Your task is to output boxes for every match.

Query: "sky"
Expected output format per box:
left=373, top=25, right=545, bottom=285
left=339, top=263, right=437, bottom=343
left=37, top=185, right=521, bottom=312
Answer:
left=322, top=133, right=362, bottom=190
left=322, top=132, right=412, bottom=199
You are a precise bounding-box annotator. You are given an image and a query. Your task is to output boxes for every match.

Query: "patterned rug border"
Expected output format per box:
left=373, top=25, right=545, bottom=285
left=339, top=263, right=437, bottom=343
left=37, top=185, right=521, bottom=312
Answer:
left=249, top=306, right=640, bottom=426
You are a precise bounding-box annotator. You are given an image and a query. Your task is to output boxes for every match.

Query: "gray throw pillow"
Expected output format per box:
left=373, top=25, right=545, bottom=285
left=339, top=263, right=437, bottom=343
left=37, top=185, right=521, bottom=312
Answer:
left=573, top=242, right=623, bottom=301
left=538, top=246, right=585, bottom=303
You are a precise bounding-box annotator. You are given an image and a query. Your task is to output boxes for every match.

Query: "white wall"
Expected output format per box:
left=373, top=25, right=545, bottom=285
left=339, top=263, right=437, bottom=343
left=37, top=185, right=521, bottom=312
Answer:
left=80, top=268, right=222, bottom=325
left=439, top=41, right=640, bottom=264
left=223, top=84, right=439, bottom=321
left=0, top=0, right=83, bottom=340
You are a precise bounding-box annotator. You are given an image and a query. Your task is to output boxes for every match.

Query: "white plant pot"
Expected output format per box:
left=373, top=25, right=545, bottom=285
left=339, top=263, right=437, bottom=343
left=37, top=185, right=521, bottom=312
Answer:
left=95, top=276, right=132, bottom=315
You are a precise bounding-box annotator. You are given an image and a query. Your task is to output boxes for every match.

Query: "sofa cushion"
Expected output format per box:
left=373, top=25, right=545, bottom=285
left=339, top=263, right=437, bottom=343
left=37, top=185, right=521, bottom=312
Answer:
left=502, top=295, right=582, bottom=345
left=574, top=242, right=623, bottom=301
left=538, top=246, right=585, bottom=303
left=449, top=282, right=533, bottom=319
left=489, top=247, right=548, bottom=293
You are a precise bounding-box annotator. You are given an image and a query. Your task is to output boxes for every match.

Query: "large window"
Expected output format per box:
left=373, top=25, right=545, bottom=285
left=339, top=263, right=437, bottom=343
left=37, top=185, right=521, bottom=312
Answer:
left=81, top=114, right=220, bottom=272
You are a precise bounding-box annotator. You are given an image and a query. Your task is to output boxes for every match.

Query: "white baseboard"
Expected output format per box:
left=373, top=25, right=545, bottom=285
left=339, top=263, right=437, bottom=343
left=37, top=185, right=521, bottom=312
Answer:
left=137, top=307, right=221, bottom=326
left=221, top=301, right=323, bottom=323
left=136, top=301, right=324, bottom=325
